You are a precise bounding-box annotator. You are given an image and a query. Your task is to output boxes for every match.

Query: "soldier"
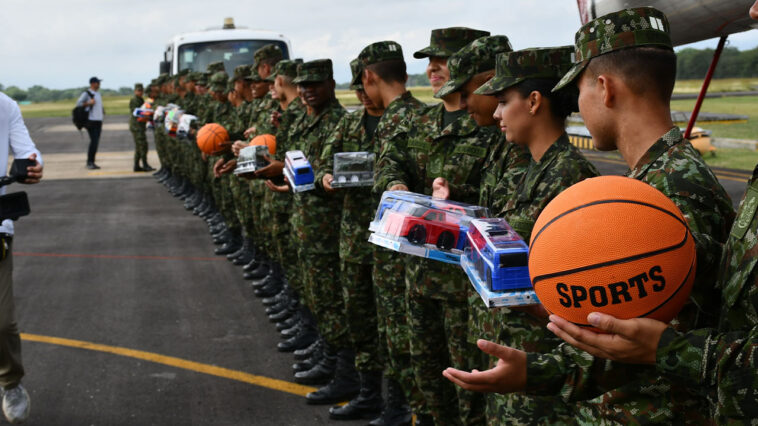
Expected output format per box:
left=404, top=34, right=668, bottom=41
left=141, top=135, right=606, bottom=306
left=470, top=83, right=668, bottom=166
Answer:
left=129, top=83, right=154, bottom=172
left=355, top=40, right=427, bottom=426
left=374, top=26, right=491, bottom=426
left=443, top=7, right=735, bottom=425
left=305, top=59, right=386, bottom=418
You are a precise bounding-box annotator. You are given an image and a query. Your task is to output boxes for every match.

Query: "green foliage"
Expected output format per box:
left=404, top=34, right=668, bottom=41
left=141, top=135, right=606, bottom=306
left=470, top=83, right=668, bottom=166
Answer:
left=0, top=85, right=134, bottom=103
left=19, top=96, right=131, bottom=118
left=676, top=46, right=758, bottom=80
left=670, top=95, right=758, bottom=141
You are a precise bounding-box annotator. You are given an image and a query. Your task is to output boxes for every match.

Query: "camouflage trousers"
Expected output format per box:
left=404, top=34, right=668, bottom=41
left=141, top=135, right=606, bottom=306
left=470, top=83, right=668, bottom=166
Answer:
left=372, top=249, right=426, bottom=415
left=271, top=208, right=299, bottom=296
left=207, top=157, right=240, bottom=233
left=250, top=181, right=268, bottom=255
left=129, top=120, right=148, bottom=165
left=340, top=260, right=383, bottom=372
left=408, top=293, right=485, bottom=426
left=297, top=248, right=348, bottom=349
left=230, top=177, right=254, bottom=239
left=154, top=126, right=169, bottom=170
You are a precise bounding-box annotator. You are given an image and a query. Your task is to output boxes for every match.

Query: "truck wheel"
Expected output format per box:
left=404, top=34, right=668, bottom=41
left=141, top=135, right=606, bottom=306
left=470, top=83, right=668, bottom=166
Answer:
left=407, top=225, right=427, bottom=245
left=436, top=231, right=455, bottom=250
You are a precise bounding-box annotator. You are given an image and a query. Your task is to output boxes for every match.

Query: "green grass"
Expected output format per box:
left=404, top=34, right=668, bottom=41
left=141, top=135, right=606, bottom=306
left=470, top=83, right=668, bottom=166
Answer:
left=698, top=148, right=758, bottom=171
left=19, top=95, right=131, bottom=118
left=670, top=96, right=758, bottom=140
left=674, top=78, right=758, bottom=94
left=336, top=86, right=437, bottom=106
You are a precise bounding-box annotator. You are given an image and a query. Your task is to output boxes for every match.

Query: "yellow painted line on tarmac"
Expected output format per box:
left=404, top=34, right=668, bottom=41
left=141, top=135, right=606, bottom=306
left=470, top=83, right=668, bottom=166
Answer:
left=20, top=333, right=317, bottom=397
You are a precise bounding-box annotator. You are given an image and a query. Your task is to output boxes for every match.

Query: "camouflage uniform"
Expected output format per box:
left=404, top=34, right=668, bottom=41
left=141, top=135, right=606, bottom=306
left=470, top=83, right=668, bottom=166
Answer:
left=128, top=83, right=148, bottom=168
left=355, top=41, right=428, bottom=414
left=227, top=65, right=255, bottom=241
left=525, top=9, right=735, bottom=424
left=656, top=164, right=758, bottom=423
left=207, top=71, right=239, bottom=233
left=289, top=60, right=349, bottom=350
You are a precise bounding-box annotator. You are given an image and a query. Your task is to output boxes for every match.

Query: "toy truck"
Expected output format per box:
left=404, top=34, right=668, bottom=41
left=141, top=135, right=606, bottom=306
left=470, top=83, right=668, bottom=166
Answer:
left=283, top=150, right=315, bottom=193
left=234, top=145, right=269, bottom=175
left=332, top=152, right=374, bottom=188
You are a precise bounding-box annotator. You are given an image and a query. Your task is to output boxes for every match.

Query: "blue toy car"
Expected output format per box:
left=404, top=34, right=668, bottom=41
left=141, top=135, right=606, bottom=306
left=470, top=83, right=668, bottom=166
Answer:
left=465, top=218, right=531, bottom=291
left=285, top=150, right=315, bottom=186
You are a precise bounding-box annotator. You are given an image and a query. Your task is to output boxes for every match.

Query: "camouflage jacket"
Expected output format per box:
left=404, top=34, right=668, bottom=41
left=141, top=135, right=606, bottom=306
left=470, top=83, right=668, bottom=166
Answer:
left=228, top=99, right=253, bottom=141
left=317, top=108, right=376, bottom=265
left=267, top=98, right=305, bottom=214
left=656, top=164, right=758, bottom=423
left=195, top=94, right=212, bottom=127
left=478, top=131, right=531, bottom=214
left=182, top=92, right=198, bottom=116
left=128, top=95, right=145, bottom=130
left=290, top=98, right=346, bottom=254
left=248, top=96, right=278, bottom=138
left=525, top=128, right=735, bottom=424
left=210, top=101, right=232, bottom=129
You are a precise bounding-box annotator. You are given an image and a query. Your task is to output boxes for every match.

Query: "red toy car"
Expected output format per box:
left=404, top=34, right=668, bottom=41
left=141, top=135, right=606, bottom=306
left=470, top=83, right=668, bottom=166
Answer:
left=381, top=205, right=469, bottom=250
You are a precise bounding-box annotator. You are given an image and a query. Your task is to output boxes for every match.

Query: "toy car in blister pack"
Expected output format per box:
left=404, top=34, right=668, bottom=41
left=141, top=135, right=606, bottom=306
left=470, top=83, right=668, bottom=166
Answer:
left=461, top=217, right=538, bottom=307
left=283, top=150, right=315, bottom=193
left=368, top=191, right=489, bottom=264
left=133, top=106, right=154, bottom=123
left=331, top=152, right=374, bottom=188
left=153, top=106, right=166, bottom=122
left=177, top=114, right=197, bottom=138
left=235, top=145, right=270, bottom=175
left=164, top=108, right=183, bottom=137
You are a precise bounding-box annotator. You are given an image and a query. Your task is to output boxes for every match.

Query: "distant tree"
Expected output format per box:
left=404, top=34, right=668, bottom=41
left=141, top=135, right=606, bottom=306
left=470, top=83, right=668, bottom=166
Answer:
left=677, top=46, right=758, bottom=79
left=0, top=83, right=4, bottom=91
left=3, top=86, right=28, bottom=102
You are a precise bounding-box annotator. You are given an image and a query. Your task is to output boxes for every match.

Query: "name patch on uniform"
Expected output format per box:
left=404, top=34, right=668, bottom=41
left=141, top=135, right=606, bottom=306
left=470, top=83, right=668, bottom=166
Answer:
left=407, top=140, right=431, bottom=152
left=732, top=186, right=758, bottom=240
left=453, top=144, right=486, bottom=158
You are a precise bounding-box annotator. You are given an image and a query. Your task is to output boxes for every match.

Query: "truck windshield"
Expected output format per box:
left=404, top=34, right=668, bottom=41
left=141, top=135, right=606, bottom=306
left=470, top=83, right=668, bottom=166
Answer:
left=178, top=40, right=289, bottom=75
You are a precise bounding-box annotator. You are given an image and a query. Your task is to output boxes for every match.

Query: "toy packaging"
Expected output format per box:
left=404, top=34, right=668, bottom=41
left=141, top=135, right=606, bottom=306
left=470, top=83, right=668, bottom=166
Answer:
left=368, top=191, right=489, bottom=264
left=177, top=114, right=196, bottom=138
left=283, top=150, right=315, bottom=193
left=164, top=107, right=183, bottom=137
left=235, top=145, right=270, bottom=175
left=461, top=217, right=538, bottom=307
left=331, top=152, right=374, bottom=188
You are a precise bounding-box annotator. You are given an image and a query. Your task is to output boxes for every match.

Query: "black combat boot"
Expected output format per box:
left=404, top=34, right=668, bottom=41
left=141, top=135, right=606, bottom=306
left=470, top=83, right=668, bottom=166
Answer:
left=305, top=349, right=360, bottom=405
left=292, top=342, right=323, bottom=372
left=368, top=379, right=412, bottom=426
left=245, top=261, right=270, bottom=281
left=141, top=158, right=155, bottom=172
left=214, top=233, right=242, bottom=255
left=262, top=285, right=291, bottom=306
left=329, top=370, right=383, bottom=419
left=232, top=238, right=255, bottom=265
left=134, top=160, right=144, bottom=172
left=276, top=312, right=301, bottom=332
left=414, top=414, right=434, bottom=426
left=294, top=344, right=338, bottom=385
left=293, top=337, right=322, bottom=360
left=277, top=324, right=318, bottom=353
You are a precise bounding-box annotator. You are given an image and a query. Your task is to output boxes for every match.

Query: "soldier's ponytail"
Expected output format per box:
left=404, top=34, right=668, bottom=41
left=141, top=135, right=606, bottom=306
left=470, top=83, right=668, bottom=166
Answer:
left=515, top=78, right=577, bottom=125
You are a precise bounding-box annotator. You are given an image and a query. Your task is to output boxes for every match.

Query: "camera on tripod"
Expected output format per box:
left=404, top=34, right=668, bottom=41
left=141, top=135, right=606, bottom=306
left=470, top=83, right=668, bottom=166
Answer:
left=0, top=159, right=33, bottom=221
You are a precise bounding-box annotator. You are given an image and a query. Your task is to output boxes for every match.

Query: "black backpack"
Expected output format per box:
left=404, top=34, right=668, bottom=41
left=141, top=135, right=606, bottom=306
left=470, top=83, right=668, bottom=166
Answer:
left=72, top=90, right=94, bottom=130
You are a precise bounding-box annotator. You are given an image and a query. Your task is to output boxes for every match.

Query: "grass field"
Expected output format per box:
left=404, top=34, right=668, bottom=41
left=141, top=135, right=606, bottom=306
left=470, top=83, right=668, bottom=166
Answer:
left=674, top=78, right=758, bottom=94
left=20, top=96, right=131, bottom=118
left=336, top=86, right=437, bottom=106
left=670, top=95, right=758, bottom=140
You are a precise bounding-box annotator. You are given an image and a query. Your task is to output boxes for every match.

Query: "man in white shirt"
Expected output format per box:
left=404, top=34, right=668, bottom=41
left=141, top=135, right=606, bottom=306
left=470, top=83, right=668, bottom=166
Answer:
left=76, top=77, right=104, bottom=169
left=0, top=91, right=43, bottom=424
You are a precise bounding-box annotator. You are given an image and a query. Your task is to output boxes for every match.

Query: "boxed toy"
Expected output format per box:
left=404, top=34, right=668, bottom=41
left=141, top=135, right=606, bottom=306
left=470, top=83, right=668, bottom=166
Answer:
left=234, top=145, right=270, bottom=175
left=461, top=218, right=538, bottom=307
left=283, top=150, right=315, bottom=193
left=177, top=114, right=196, bottom=138
left=331, top=152, right=374, bottom=188
left=368, top=191, right=489, bottom=264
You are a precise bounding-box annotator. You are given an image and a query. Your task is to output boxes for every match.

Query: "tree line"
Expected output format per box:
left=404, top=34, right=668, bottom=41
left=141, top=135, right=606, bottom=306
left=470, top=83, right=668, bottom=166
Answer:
left=0, top=84, right=133, bottom=103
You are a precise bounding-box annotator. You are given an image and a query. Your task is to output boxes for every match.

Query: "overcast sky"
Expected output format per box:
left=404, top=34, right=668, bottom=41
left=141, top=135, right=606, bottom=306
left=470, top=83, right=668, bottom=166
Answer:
left=1, top=0, right=757, bottom=90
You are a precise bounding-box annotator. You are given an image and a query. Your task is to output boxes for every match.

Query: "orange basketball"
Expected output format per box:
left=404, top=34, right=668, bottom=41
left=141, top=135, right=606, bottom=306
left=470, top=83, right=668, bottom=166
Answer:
left=249, top=133, right=277, bottom=155
left=528, top=176, right=696, bottom=331
left=197, top=123, right=229, bottom=154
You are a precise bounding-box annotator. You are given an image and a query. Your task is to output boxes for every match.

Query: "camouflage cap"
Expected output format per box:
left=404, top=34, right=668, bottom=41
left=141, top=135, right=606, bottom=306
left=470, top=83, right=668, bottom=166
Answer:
left=177, top=68, right=191, bottom=77
left=351, top=41, right=404, bottom=87
left=292, top=59, right=333, bottom=84
left=435, top=35, right=513, bottom=98
left=207, top=61, right=226, bottom=74
left=134, top=83, right=144, bottom=91
left=474, top=46, right=574, bottom=96
left=187, top=71, right=203, bottom=83
left=265, top=59, right=303, bottom=82
left=254, top=44, right=284, bottom=65
left=249, top=66, right=263, bottom=82
left=413, top=27, right=490, bottom=59
left=232, top=64, right=253, bottom=82
left=349, top=58, right=363, bottom=90
left=553, top=6, right=673, bottom=91
left=209, top=71, right=229, bottom=92
left=196, top=74, right=208, bottom=86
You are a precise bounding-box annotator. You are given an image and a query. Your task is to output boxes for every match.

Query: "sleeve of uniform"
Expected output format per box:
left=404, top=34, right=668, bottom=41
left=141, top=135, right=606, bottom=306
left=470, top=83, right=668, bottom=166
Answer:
left=129, top=97, right=140, bottom=111
left=374, top=125, right=413, bottom=193
left=316, top=114, right=347, bottom=186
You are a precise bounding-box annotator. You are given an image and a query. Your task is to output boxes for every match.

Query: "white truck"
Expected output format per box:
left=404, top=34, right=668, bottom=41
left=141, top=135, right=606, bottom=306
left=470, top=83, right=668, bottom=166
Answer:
left=160, top=18, right=293, bottom=76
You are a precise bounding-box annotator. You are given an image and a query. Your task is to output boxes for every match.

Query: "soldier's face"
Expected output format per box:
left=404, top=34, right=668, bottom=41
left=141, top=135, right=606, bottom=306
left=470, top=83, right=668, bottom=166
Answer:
left=185, top=81, right=196, bottom=92
left=356, top=89, right=382, bottom=115
left=135, top=89, right=144, bottom=97
left=493, top=88, right=532, bottom=145
left=197, top=85, right=207, bottom=95
left=577, top=70, right=614, bottom=151
left=299, top=80, right=333, bottom=112
left=460, top=75, right=497, bottom=126
left=361, top=69, right=384, bottom=109
left=751, top=0, right=758, bottom=19
left=258, top=64, right=272, bottom=80
left=252, top=81, right=270, bottom=99
left=426, top=56, right=450, bottom=95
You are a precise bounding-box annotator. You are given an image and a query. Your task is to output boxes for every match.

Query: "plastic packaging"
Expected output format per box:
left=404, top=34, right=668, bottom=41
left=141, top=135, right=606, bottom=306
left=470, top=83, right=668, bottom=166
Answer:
left=461, top=218, right=538, bottom=307
left=283, top=150, right=315, bottom=193
left=177, top=114, right=196, bottom=138
left=368, top=191, right=489, bottom=264
left=331, top=152, right=374, bottom=188
left=164, top=107, right=183, bottom=137
left=235, top=145, right=270, bottom=175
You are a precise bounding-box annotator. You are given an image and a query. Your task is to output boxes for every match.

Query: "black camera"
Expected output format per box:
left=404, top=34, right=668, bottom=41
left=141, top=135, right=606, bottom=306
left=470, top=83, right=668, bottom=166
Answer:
left=0, top=159, right=33, bottom=221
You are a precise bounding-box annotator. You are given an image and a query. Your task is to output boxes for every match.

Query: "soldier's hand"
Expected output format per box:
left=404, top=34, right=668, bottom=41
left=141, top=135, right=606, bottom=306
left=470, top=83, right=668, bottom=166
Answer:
left=255, top=158, right=284, bottom=178
left=232, top=141, right=247, bottom=156
left=271, top=111, right=282, bottom=128
left=546, top=313, right=666, bottom=365
left=322, top=174, right=336, bottom=193
left=243, top=126, right=257, bottom=139
left=265, top=179, right=289, bottom=193
left=213, top=158, right=225, bottom=178
left=432, top=177, right=450, bottom=199
left=443, top=339, right=527, bottom=394
left=201, top=153, right=208, bottom=162
left=219, top=159, right=237, bottom=175
left=22, top=153, right=43, bottom=184
left=389, top=184, right=409, bottom=191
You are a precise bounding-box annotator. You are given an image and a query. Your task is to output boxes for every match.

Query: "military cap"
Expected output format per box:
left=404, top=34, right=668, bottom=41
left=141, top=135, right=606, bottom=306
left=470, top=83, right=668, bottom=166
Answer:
left=474, top=46, right=574, bottom=96
left=177, top=68, right=191, bottom=77
left=435, top=35, right=513, bottom=98
left=207, top=61, right=226, bottom=74
left=232, top=65, right=252, bottom=81
left=351, top=41, right=404, bottom=87
left=196, top=74, right=208, bottom=86
left=254, top=44, right=284, bottom=65
left=413, top=27, right=490, bottom=59
left=186, top=71, right=202, bottom=82
left=553, top=6, right=673, bottom=91
left=134, top=83, right=144, bottom=91
left=158, top=73, right=169, bottom=83
left=265, top=59, right=303, bottom=82
left=292, top=59, right=333, bottom=84
left=349, top=58, right=363, bottom=90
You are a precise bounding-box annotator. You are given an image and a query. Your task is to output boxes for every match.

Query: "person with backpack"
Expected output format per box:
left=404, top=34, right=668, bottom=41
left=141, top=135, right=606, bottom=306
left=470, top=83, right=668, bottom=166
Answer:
left=75, top=77, right=104, bottom=169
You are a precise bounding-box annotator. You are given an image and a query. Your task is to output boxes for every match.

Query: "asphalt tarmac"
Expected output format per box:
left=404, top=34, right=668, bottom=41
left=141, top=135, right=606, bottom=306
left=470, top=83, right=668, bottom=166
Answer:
left=6, top=115, right=751, bottom=425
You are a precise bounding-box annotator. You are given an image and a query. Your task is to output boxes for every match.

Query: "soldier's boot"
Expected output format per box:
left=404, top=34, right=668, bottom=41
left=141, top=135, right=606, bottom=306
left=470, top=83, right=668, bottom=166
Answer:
left=414, top=414, right=434, bottom=426
left=305, top=349, right=360, bottom=405
left=212, top=229, right=232, bottom=246
left=251, top=265, right=277, bottom=289
left=292, top=348, right=323, bottom=373
left=268, top=302, right=294, bottom=322
left=153, top=167, right=165, bottom=178
left=255, top=278, right=283, bottom=298
left=293, top=337, right=322, bottom=360
left=276, top=312, right=301, bottom=332
left=277, top=323, right=318, bottom=353
left=242, top=257, right=259, bottom=272
left=193, top=196, right=209, bottom=216
left=265, top=297, right=290, bottom=315
left=245, top=260, right=270, bottom=281
left=231, top=238, right=255, bottom=265
left=178, top=182, right=195, bottom=200
left=280, top=319, right=303, bottom=337
left=226, top=240, right=248, bottom=262
left=184, top=191, right=203, bottom=210
left=141, top=157, right=155, bottom=172
left=329, top=370, right=384, bottom=419
left=294, top=344, right=337, bottom=385
left=214, top=233, right=242, bottom=255
left=134, top=160, right=144, bottom=172
left=210, top=222, right=227, bottom=237
left=368, top=379, right=412, bottom=426
left=262, top=284, right=292, bottom=306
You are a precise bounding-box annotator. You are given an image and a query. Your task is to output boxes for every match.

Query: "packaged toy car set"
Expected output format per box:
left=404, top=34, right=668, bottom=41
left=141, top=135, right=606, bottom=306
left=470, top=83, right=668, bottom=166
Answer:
left=331, top=152, right=375, bottom=188
left=235, top=145, right=270, bottom=175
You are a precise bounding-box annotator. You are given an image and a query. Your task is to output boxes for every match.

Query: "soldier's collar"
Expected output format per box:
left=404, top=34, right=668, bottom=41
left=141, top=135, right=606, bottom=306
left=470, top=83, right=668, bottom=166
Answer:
left=627, top=127, right=682, bottom=180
